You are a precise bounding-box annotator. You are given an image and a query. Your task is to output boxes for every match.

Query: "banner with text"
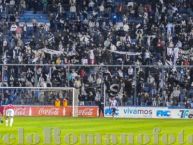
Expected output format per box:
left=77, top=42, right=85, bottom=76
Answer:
left=1, top=106, right=98, bottom=117
left=104, top=107, right=193, bottom=119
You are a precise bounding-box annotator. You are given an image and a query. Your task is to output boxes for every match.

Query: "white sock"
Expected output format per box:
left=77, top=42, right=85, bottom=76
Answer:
left=6, top=119, right=8, bottom=127
left=10, top=118, right=13, bottom=127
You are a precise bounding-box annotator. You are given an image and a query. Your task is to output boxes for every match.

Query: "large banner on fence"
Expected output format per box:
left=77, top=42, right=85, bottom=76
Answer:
left=2, top=106, right=193, bottom=119
left=104, top=107, right=193, bottom=119
left=0, top=106, right=98, bottom=117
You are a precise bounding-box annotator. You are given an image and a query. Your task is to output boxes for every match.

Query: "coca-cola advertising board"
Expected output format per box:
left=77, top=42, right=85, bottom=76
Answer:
left=32, top=107, right=65, bottom=116
left=78, top=106, right=98, bottom=117
left=0, top=106, right=98, bottom=117
left=2, top=106, right=31, bottom=116
left=14, top=106, right=31, bottom=116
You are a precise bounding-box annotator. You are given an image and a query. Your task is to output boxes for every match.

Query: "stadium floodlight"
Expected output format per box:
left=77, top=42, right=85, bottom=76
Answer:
left=0, top=87, right=78, bottom=117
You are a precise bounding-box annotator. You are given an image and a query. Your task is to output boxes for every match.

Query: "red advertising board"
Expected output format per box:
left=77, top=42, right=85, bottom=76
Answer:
left=0, top=106, right=98, bottom=117
left=78, top=106, right=98, bottom=117
left=31, top=106, right=65, bottom=116
left=14, top=106, right=31, bottom=116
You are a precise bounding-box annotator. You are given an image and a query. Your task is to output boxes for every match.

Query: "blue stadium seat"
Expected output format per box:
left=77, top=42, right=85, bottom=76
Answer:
left=19, top=11, right=49, bottom=24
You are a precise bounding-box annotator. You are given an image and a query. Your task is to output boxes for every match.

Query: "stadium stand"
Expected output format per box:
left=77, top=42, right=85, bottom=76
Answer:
left=0, top=0, right=193, bottom=108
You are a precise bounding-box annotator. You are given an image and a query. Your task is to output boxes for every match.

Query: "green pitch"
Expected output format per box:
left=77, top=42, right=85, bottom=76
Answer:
left=0, top=117, right=193, bottom=145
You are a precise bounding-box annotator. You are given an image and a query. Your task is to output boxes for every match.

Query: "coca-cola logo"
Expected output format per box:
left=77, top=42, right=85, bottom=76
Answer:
left=14, top=108, right=29, bottom=116
left=79, top=108, right=94, bottom=116
left=38, top=108, right=60, bottom=116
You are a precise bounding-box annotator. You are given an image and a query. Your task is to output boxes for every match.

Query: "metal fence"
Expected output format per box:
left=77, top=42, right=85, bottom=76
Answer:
left=0, top=64, right=192, bottom=107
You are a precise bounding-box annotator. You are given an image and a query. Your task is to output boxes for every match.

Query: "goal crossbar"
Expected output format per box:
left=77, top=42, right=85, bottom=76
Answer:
left=0, top=87, right=75, bottom=90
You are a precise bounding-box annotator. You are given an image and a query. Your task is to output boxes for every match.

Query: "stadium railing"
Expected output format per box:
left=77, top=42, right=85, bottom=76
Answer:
left=0, top=64, right=192, bottom=107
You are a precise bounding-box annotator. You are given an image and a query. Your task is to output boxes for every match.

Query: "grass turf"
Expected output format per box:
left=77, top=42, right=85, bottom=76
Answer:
left=0, top=117, right=192, bottom=145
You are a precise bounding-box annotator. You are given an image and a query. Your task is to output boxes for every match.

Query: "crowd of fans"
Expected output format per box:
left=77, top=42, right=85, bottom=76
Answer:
left=0, top=0, right=193, bottom=108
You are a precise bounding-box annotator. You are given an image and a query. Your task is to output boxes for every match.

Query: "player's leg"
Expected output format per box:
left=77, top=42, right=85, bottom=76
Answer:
left=99, top=107, right=102, bottom=117
left=111, top=108, right=114, bottom=117
left=101, top=107, right=104, bottom=117
left=10, top=117, right=14, bottom=127
left=9, top=109, right=14, bottom=127
left=99, top=107, right=104, bottom=117
left=6, top=109, right=10, bottom=127
left=112, top=108, right=115, bottom=117
left=0, top=118, right=3, bottom=123
left=0, top=116, right=3, bottom=124
left=5, top=117, right=9, bottom=127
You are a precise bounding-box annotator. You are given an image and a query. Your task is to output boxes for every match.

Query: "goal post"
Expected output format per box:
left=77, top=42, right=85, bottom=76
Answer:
left=72, top=87, right=78, bottom=117
left=0, top=87, right=78, bottom=117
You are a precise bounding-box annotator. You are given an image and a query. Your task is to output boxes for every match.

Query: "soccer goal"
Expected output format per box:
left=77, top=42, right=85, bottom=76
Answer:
left=0, top=87, right=78, bottom=117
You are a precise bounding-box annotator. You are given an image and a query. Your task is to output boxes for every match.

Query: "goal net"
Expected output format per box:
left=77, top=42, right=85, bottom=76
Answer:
left=0, top=87, right=78, bottom=117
